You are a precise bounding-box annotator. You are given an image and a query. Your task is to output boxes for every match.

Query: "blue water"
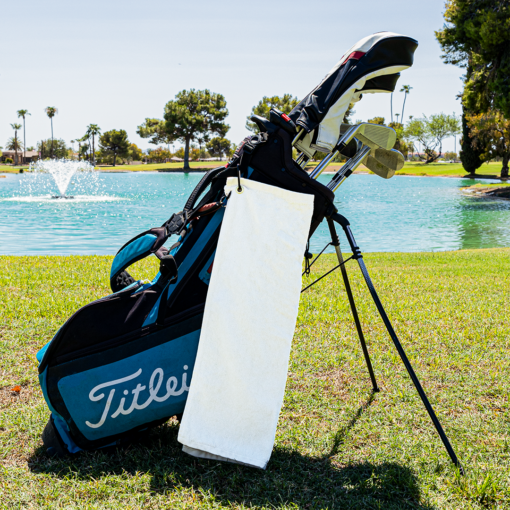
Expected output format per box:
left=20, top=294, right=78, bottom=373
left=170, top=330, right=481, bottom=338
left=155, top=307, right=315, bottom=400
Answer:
left=0, top=171, right=509, bottom=255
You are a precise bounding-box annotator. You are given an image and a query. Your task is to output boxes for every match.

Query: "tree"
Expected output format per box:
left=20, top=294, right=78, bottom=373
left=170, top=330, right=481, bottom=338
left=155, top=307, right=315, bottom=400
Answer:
left=77, top=133, right=91, bottom=161
left=460, top=110, right=484, bottom=174
left=163, top=89, right=229, bottom=170
left=246, top=94, right=299, bottom=132
left=85, top=124, right=101, bottom=166
left=388, top=121, right=410, bottom=158
left=17, top=109, right=30, bottom=164
left=137, top=118, right=174, bottom=146
left=37, top=138, right=68, bottom=159
left=206, top=137, right=232, bottom=159
left=436, top=0, right=510, bottom=118
left=467, top=111, right=510, bottom=178
left=99, top=129, right=130, bottom=166
left=8, top=123, right=23, bottom=164
left=405, top=113, right=461, bottom=163
left=79, top=143, right=89, bottom=161
left=44, top=107, right=58, bottom=158
left=368, top=117, right=385, bottom=125
left=400, top=85, right=412, bottom=120
left=190, top=147, right=201, bottom=161
left=145, top=146, right=172, bottom=163
left=127, top=143, right=143, bottom=163
left=343, top=103, right=356, bottom=125
left=444, top=151, right=457, bottom=160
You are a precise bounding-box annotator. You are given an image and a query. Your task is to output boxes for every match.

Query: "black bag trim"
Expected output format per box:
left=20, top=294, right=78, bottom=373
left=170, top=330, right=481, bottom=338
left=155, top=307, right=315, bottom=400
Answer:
left=46, top=310, right=204, bottom=450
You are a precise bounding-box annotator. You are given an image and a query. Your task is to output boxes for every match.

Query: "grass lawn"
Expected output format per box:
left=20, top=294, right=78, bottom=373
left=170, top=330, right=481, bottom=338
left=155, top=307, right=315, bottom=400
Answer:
left=1, top=249, right=509, bottom=508
left=2, top=160, right=507, bottom=179
left=464, top=182, right=510, bottom=188
left=393, top=161, right=506, bottom=179
left=307, top=161, right=507, bottom=179
left=97, top=161, right=227, bottom=172
left=0, top=161, right=228, bottom=174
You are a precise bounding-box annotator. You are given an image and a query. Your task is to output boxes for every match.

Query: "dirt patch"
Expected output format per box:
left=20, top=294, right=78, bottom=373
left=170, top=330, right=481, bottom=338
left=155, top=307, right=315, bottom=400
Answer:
left=0, top=384, right=37, bottom=408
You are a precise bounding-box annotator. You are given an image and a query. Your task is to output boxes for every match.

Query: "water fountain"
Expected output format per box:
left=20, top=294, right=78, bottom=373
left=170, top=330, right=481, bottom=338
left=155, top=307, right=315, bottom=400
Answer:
left=28, top=159, right=95, bottom=199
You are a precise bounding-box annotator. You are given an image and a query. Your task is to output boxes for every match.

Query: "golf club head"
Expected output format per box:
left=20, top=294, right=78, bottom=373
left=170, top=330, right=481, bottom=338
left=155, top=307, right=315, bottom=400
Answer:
left=337, top=123, right=396, bottom=153
left=372, top=148, right=405, bottom=171
left=355, top=124, right=396, bottom=150
left=364, top=155, right=395, bottom=179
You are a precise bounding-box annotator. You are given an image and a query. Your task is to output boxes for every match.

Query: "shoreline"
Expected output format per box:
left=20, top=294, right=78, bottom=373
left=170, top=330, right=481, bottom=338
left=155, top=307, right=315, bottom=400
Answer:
left=1, top=165, right=507, bottom=181
left=1, top=246, right=509, bottom=257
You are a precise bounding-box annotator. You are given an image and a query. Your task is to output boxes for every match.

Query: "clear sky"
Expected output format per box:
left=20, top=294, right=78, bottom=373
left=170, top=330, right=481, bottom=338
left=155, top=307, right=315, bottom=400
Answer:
left=1, top=0, right=463, bottom=154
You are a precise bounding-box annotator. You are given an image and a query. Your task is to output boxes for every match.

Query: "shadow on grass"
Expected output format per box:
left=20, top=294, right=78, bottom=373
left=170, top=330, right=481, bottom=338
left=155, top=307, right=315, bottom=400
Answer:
left=28, top=393, right=430, bottom=509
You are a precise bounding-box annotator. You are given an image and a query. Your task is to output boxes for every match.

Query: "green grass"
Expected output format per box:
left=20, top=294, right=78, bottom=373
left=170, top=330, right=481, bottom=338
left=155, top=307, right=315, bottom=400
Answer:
left=393, top=161, right=505, bottom=178
left=2, top=160, right=507, bottom=179
left=97, top=161, right=227, bottom=172
left=0, top=161, right=227, bottom=174
left=1, top=250, right=509, bottom=508
left=466, top=182, right=510, bottom=188
left=305, top=161, right=506, bottom=179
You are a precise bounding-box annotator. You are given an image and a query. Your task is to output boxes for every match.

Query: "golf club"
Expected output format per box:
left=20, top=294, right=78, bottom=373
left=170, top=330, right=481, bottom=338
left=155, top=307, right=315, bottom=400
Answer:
left=364, top=149, right=405, bottom=179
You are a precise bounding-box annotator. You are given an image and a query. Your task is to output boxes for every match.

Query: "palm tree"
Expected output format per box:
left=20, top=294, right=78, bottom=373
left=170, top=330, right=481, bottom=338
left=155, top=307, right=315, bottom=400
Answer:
left=400, top=85, right=412, bottom=121
left=78, top=133, right=91, bottom=161
left=17, top=109, right=31, bottom=164
left=9, top=124, right=23, bottom=165
left=85, top=124, right=101, bottom=166
left=45, top=107, right=58, bottom=158
left=395, top=113, right=400, bottom=124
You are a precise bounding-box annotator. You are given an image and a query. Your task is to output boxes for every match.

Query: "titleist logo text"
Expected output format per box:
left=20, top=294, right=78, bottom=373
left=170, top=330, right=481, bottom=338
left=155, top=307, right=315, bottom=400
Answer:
left=85, top=366, right=190, bottom=429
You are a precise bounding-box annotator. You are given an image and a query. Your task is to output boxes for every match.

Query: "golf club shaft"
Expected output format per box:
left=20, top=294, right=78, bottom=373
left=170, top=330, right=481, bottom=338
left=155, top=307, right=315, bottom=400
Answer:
left=327, top=146, right=371, bottom=191
left=309, top=150, right=339, bottom=179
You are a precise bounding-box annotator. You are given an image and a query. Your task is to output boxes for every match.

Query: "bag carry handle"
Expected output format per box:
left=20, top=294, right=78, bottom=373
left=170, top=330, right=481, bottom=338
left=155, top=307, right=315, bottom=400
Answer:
left=110, top=164, right=237, bottom=293
left=183, top=166, right=225, bottom=215
left=110, top=218, right=185, bottom=293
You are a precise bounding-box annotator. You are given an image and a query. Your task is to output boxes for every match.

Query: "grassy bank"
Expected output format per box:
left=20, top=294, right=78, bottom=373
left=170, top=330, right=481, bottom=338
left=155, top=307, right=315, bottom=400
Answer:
left=98, top=161, right=227, bottom=172
left=0, top=161, right=227, bottom=174
left=2, top=160, right=507, bottom=179
left=1, top=250, right=509, bottom=508
left=311, top=161, right=505, bottom=179
left=460, top=183, right=510, bottom=199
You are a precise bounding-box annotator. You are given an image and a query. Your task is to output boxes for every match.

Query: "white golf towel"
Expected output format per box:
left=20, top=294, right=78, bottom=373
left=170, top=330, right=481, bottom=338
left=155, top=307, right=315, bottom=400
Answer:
left=177, top=177, right=314, bottom=469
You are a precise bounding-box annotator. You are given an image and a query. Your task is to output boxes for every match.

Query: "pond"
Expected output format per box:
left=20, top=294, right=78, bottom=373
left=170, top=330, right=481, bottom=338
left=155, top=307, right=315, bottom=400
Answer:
left=1, top=171, right=509, bottom=255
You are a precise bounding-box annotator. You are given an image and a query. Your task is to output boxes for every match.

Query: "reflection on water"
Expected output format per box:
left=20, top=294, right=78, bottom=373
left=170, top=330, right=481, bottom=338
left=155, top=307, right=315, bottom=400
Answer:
left=0, top=171, right=508, bottom=255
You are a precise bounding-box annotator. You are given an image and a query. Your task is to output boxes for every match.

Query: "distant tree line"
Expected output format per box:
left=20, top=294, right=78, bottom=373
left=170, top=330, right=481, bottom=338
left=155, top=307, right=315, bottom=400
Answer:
left=436, top=0, right=510, bottom=177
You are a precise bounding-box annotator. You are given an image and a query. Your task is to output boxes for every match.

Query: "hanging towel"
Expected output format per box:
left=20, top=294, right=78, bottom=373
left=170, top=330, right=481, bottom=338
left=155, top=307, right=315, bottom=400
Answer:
left=177, top=177, right=314, bottom=469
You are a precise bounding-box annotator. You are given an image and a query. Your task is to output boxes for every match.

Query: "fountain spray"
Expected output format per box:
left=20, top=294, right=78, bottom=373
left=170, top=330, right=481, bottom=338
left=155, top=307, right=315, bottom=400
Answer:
left=29, top=159, right=95, bottom=199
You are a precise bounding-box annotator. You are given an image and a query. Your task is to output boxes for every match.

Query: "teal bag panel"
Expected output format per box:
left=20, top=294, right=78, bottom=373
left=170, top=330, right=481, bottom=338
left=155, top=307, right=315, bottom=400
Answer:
left=58, top=330, right=200, bottom=441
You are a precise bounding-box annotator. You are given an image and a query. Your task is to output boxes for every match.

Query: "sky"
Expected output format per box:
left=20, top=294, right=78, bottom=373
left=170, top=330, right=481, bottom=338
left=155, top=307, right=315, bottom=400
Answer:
left=0, top=0, right=464, bottom=154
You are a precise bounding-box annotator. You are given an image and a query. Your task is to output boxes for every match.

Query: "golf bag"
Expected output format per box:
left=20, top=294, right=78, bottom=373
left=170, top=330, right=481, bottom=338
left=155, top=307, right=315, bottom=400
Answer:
left=37, top=127, right=336, bottom=455
left=38, top=31, right=428, bottom=459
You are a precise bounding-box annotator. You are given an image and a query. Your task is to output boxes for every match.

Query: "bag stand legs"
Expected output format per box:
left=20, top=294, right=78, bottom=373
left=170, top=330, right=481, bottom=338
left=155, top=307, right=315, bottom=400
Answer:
left=326, top=217, right=379, bottom=393
left=325, top=213, right=463, bottom=473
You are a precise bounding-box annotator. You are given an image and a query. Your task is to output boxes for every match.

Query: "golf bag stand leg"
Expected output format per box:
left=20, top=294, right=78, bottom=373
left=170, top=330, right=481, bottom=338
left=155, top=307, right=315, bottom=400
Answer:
left=326, top=217, right=379, bottom=392
left=330, top=212, right=463, bottom=473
